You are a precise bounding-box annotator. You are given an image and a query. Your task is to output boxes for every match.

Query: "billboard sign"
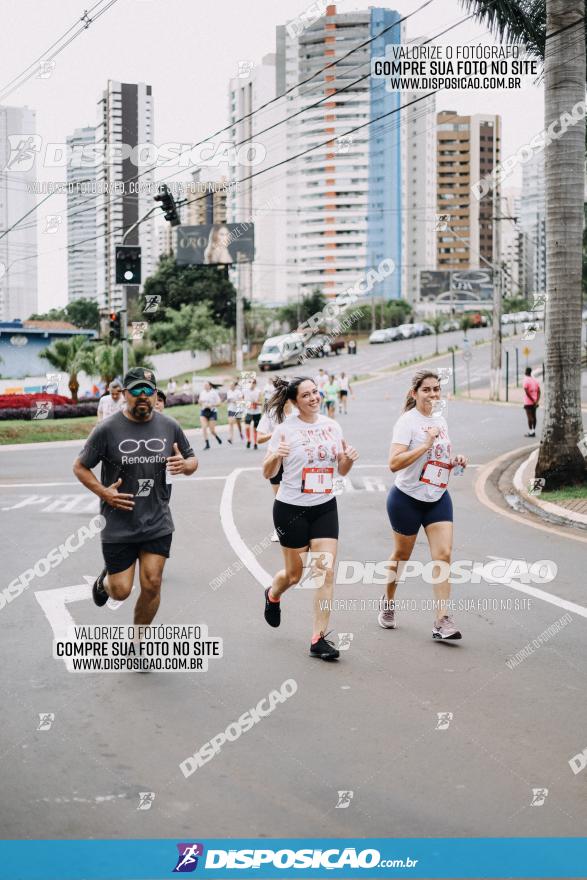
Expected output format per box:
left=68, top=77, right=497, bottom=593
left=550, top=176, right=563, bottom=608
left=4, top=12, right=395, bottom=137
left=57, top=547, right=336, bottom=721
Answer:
left=419, top=269, right=492, bottom=303
left=176, top=224, right=255, bottom=266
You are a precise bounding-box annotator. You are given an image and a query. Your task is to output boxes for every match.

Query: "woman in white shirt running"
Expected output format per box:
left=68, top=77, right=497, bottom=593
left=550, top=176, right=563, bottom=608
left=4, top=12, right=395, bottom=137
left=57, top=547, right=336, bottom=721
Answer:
left=262, top=376, right=359, bottom=661
left=226, top=380, right=244, bottom=444
left=199, top=382, right=222, bottom=450
left=380, top=369, right=468, bottom=641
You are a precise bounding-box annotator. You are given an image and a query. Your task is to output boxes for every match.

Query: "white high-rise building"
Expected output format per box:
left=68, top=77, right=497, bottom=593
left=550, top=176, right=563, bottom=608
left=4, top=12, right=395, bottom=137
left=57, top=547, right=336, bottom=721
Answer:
left=95, top=81, right=156, bottom=310
left=0, top=105, right=38, bottom=320
left=402, top=87, right=436, bottom=304
left=66, top=126, right=98, bottom=303
left=501, top=188, right=531, bottom=300
left=519, top=150, right=546, bottom=297
left=278, top=6, right=404, bottom=303
left=228, top=54, right=287, bottom=305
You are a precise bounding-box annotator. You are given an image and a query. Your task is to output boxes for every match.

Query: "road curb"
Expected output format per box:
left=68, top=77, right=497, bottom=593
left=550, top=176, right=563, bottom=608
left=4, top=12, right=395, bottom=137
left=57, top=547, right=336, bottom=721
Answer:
left=474, top=446, right=587, bottom=544
left=512, top=448, right=587, bottom=530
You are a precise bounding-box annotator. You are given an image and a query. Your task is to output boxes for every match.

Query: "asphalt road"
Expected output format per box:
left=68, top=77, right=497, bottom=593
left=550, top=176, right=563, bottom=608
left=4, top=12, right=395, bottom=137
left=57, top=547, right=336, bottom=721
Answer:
left=1, top=330, right=586, bottom=842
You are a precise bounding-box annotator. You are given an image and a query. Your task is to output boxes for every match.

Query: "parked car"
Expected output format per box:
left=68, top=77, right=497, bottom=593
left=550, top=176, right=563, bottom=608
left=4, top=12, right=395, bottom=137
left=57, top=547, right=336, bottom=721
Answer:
left=369, top=329, right=389, bottom=344
left=384, top=327, right=402, bottom=341
left=396, top=323, right=418, bottom=339
left=304, top=334, right=345, bottom=357
left=467, top=312, right=488, bottom=327
left=440, top=319, right=460, bottom=332
left=413, top=322, right=433, bottom=336
left=257, top=333, right=305, bottom=371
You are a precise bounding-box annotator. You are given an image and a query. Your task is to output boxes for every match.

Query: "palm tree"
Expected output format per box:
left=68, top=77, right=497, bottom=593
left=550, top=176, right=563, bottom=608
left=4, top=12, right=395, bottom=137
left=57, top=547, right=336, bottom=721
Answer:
left=39, top=334, right=94, bottom=403
left=91, top=341, right=155, bottom=386
left=427, top=315, right=443, bottom=356
left=462, top=0, right=586, bottom=486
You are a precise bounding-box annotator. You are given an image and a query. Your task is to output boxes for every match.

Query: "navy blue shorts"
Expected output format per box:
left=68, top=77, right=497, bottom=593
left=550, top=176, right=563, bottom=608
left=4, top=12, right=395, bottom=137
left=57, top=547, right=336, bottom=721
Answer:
left=387, top=486, right=453, bottom=536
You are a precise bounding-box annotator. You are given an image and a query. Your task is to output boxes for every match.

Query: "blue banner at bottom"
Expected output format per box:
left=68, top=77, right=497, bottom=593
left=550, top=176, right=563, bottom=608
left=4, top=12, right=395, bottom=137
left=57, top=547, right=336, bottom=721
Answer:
left=0, top=838, right=586, bottom=879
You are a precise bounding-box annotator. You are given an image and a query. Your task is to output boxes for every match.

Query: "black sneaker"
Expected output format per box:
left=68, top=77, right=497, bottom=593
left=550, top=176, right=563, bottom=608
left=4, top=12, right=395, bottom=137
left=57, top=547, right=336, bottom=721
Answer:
left=264, top=587, right=281, bottom=627
left=254, top=444, right=258, bottom=450
left=92, top=567, right=109, bottom=607
left=216, top=435, right=222, bottom=445
left=310, top=631, right=340, bottom=661
left=247, top=441, right=251, bottom=449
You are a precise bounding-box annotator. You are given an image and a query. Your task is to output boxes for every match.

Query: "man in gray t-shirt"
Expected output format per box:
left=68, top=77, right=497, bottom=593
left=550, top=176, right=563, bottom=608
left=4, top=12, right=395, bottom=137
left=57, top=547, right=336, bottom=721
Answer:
left=73, top=367, right=198, bottom=626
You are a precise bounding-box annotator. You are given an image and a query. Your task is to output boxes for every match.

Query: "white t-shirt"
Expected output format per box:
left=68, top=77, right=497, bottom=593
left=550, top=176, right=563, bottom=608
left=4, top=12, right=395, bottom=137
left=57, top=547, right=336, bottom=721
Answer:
left=167, top=380, right=177, bottom=394
left=258, top=406, right=299, bottom=435
left=263, top=383, right=274, bottom=402
left=199, top=389, right=220, bottom=409
left=338, top=375, right=350, bottom=392
left=391, top=408, right=452, bottom=502
left=97, top=394, right=124, bottom=421
left=314, top=373, right=328, bottom=391
left=244, top=387, right=262, bottom=415
left=226, top=388, right=242, bottom=411
left=268, top=415, right=344, bottom=507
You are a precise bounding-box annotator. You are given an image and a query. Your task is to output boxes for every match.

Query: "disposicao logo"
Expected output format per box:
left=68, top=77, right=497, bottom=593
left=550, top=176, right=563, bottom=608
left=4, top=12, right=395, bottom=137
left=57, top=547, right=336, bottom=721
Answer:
left=173, top=843, right=204, bottom=872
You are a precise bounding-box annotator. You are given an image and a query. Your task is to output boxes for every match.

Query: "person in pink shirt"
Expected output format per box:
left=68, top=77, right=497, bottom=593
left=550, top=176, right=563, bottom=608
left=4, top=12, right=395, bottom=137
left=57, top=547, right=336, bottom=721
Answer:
left=523, top=367, right=541, bottom=437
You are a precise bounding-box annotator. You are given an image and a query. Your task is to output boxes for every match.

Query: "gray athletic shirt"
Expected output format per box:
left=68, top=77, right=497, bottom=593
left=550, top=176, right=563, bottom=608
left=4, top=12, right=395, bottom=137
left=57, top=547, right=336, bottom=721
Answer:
left=78, top=411, right=195, bottom=543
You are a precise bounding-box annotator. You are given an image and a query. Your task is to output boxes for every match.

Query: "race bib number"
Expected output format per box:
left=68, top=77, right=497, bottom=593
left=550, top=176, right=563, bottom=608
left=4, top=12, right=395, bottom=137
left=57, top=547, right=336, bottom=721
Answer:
left=301, top=467, right=334, bottom=494
left=419, top=460, right=451, bottom=489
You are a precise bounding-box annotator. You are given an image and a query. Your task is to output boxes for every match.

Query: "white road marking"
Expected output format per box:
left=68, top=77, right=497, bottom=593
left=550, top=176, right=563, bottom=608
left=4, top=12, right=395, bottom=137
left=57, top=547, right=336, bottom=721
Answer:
left=480, top=556, right=587, bottom=620
left=34, top=578, right=137, bottom=659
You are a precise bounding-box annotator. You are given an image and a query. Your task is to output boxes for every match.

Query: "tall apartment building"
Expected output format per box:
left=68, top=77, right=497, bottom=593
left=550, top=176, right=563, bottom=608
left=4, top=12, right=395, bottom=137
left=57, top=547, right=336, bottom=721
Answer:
left=519, top=150, right=546, bottom=297
left=0, top=105, right=38, bottom=320
left=436, top=110, right=501, bottom=271
left=228, top=54, right=286, bottom=305
left=95, top=81, right=156, bottom=310
left=279, top=5, right=403, bottom=302
left=66, top=126, right=98, bottom=303
left=501, top=188, right=531, bottom=300
left=184, top=169, right=229, bottom=227
left=402, top=86, right=436, bottom=304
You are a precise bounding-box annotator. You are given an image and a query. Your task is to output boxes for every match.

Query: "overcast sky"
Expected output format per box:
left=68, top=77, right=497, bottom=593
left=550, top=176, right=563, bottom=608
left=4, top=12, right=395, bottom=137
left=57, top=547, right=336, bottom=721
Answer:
left=2, top=0, right=544, bottom=312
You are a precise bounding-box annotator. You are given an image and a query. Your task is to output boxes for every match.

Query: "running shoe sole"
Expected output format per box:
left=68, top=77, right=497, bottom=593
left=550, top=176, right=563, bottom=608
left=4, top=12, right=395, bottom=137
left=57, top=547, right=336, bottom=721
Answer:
left=432, top=630, right=462, bottom=640
left=92, top=567, right=109, bottom=607
left=264, top=587, right=281, bottom=627
left=309, top=646, right=340, bottom=661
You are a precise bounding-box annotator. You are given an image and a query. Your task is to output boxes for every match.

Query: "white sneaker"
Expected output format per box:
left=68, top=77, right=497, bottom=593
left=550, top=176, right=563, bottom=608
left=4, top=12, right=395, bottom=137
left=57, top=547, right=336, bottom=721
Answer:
left=377, top=596, right=396, bottom=629
left=432, top=615, right=462, bottom=640
left=270, top=530, right=279, bottom=542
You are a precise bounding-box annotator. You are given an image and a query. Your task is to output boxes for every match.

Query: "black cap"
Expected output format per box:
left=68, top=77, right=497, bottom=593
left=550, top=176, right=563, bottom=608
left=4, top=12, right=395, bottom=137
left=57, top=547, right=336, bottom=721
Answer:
left=123, top=367, right=157, bottom=390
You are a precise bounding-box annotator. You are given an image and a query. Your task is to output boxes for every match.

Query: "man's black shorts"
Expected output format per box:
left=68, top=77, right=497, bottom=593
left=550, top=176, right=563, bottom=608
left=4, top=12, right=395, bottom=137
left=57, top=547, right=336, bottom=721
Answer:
left=102, top=533, right=173, bottom=574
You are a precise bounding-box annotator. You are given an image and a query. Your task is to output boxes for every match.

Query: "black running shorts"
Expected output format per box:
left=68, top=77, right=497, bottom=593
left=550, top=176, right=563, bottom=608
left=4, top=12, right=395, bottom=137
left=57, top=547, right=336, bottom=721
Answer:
left=101, top=533, right=173, bottom=574
left=245, top=413, right=261, bottom=426
left=273, top=497, right=339, bottom=548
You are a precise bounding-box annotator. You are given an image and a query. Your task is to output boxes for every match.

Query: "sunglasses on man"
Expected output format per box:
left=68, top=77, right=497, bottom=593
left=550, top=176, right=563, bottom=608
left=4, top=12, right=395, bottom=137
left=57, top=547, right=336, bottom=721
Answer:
left=128, top=386, right=155, bottom=397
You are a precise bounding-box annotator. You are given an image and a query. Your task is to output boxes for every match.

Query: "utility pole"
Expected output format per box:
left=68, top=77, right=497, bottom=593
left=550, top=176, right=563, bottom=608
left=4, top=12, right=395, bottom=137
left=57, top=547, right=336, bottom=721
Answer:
left=119, top=208, right=157, bottom=376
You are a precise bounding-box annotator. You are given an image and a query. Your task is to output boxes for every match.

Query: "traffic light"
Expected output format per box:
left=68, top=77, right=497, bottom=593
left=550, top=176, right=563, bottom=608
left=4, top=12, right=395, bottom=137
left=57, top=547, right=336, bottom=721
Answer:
left=108, top=311, right=121, bottom=341
left=154, top=184, right=180, bottom=226
left=115, top=245, right=142, bottom=285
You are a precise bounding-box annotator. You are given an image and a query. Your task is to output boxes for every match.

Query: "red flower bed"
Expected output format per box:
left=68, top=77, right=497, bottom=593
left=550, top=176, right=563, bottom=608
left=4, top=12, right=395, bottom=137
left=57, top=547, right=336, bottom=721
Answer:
left=0, top=393, right=72, bottom=410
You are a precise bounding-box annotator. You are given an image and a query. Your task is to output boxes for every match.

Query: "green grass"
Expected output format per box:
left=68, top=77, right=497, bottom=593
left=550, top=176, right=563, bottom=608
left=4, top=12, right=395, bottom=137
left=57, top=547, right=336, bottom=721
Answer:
left=542, top=486, right=587, bottom=502
left=0, top=403, right=230, bottom=445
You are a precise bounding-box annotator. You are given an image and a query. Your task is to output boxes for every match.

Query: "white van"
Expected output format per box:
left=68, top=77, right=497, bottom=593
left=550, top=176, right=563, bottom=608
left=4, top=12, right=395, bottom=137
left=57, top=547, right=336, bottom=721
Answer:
left=257, top=333, right=305, bottom=371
